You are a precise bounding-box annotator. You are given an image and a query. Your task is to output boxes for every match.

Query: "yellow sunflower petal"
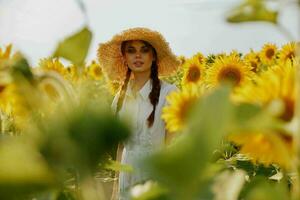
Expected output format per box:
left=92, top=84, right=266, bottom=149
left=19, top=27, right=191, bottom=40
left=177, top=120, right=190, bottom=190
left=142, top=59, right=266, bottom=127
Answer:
left=233, top=60, right=295, bottom=122
left=228, top=131, right=295, bottom=169
left=162, top=84, right=202, bottom=133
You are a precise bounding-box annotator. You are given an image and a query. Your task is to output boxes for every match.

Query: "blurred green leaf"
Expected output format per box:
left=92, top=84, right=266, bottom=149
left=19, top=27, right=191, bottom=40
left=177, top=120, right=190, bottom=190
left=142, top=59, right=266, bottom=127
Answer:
left=11, top=53, right=34, bottom=82
left=230, top=102, right=284, bottom=133
left=226, top=0, right=278, bottom=24
left=52, top=27, right=92, bottom=66
left=40, top=107, right=130, bottom=176
left=144, top=85, right=234, bottom=199
left=104, top=160, right=133, bottom=173
left=0, top=138, right=54, bottom=200
left=239, top=176, right=290, bottom=200
left=56, top=190, right=77, bottom=200
left=234, top=103, right=261, bottom=122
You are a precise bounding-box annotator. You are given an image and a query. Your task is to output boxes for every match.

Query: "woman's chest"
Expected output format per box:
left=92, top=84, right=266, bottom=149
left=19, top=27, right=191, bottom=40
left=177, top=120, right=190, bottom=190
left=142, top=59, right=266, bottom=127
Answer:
left=119, top=95, right=165, bottom=148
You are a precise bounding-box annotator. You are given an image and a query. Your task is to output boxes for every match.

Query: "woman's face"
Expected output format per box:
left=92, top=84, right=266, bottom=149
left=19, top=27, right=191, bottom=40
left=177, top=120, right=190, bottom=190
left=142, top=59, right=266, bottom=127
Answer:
left=122, top=40, right=156, bottom=73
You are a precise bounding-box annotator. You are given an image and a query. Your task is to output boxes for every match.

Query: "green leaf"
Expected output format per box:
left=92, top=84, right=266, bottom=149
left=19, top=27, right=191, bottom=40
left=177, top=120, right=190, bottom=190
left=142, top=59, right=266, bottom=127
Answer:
left=239, top=176, right=290, bottom=200
left=52, top=27, right=92, bottom=66
left=0, top=138, right=54, bottom=200
left=40, top=107, right=130, bottom=176
left=230, top=102, right=284, bottom=134
left=10, top=53, right=34, bottom=82
left=143, top=85, right=234, bottom=199
left=226, top=0, right=278, bottom=24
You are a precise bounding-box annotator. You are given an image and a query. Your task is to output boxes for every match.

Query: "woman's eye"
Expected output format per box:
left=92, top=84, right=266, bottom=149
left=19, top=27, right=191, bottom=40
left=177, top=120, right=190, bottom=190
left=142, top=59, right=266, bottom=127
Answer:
left=126, top=49, right=135, bottom=53
left=141, top=48, right=150, bottom=53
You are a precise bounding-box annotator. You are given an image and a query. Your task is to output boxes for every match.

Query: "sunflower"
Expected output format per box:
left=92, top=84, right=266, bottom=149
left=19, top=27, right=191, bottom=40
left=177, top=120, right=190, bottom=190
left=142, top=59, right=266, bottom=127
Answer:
left=38, top=58, right=68, bottom=79
left=233, top=60, right=295, bottom=122
left=259, top=43, right=277, bottom=65
left=162, top=85, right=202, bottom=133
left=206, top=54, right=254, bottom=88
left=181, top=57, right=205, bottom=86
left=227, top=131, right=294, bottom=169
left=243, top=50, right=261, bottom=73
left=106, top=80, right=121, bottom=95
left=278, top=42, right=296, bottom=64
left=87, top=60, right=103, bottom=80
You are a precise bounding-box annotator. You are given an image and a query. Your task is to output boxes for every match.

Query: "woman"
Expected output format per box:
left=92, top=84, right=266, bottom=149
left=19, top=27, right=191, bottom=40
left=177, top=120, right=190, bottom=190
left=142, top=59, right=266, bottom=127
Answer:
left=98, top=27, right=180, bottom=200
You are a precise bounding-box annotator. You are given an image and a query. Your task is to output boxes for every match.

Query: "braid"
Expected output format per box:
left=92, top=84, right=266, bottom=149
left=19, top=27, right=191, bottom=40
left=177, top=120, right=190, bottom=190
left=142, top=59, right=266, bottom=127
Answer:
left=147, top=62, right=161, bottom=127
left=116, top=68, right=131, bottom=114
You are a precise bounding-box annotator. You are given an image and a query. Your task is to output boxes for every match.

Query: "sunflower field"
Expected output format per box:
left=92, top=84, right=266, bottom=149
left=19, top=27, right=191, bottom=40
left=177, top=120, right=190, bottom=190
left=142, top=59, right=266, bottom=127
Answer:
left=0, top=0, right=300, bottom=200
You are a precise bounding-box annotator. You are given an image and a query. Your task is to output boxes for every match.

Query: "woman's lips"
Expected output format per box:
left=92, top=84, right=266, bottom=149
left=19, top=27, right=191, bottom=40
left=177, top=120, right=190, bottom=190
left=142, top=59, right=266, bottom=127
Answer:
left=133, top=61, right=144, bottom=67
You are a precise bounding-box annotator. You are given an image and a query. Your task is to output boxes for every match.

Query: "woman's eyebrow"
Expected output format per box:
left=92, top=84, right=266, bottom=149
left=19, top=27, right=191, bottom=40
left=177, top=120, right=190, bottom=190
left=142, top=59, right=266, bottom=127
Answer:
left=126, top=44, right=149, bottom=49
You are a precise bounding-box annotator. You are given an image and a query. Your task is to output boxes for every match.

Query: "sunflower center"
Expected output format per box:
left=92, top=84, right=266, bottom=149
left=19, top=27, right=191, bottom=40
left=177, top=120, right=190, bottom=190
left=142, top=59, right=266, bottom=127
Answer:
left=266, top=49, right=275, bottom=59
left=93, top=66, right=102, bottom=76
left=279, top=98, right=294, bottom=121
left=0, top=85, right=6, bottom=93
left=217, top=66, right=241, bottom=86
left=286, top=52, right=295, bottom=60
left=179, top=99, right=196, bottom=122
left=187, top=65, right=201, bottom=83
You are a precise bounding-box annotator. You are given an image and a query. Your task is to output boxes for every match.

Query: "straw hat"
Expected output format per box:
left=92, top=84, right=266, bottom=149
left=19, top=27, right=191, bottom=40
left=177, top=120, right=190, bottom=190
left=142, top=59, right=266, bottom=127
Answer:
left=97, top=27, right=180, bottom=82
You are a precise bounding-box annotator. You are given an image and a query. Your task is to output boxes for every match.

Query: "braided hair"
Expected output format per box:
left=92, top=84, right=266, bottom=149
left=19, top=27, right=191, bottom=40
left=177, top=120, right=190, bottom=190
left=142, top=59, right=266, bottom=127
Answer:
left=116, top=40, right=161, bottom=128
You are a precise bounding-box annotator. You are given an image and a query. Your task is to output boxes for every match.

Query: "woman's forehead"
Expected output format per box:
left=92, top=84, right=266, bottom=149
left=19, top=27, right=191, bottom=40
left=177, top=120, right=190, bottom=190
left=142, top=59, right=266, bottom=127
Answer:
left=124, top=40, right=151, bottom=48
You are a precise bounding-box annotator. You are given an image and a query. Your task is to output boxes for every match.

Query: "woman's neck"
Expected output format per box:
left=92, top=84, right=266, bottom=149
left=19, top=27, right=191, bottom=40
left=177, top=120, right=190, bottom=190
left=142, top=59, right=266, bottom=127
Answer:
left=131, top=70, right=151, bottom=93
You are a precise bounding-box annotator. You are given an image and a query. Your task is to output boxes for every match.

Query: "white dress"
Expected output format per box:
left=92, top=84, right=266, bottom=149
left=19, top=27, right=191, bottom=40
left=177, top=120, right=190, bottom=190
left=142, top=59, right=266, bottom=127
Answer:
left=111, top=79, right=178, bottom=200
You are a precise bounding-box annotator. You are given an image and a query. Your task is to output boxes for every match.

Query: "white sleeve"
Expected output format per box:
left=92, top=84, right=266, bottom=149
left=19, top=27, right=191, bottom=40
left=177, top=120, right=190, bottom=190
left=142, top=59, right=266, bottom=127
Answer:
left=163, top=84, right=179, bottom=107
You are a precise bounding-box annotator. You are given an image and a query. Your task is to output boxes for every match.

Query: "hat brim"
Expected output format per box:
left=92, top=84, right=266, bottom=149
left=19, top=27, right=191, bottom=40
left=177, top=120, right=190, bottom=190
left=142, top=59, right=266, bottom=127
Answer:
left=97, top=27, right=180, bottom=82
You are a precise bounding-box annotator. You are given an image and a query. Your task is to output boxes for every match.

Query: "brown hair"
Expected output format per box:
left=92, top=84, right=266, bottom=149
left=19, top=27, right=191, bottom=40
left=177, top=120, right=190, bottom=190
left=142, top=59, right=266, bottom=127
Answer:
left=116, top=40, right=161, bottom=127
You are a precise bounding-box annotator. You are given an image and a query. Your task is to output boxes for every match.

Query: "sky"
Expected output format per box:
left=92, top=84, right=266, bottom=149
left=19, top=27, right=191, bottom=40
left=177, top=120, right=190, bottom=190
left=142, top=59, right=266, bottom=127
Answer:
left=0, top=0, right=299, bottom=66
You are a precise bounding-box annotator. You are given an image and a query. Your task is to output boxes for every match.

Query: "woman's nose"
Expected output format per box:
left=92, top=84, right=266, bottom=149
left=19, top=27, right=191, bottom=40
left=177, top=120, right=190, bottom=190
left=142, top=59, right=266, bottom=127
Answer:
left=135, top=52, right=141, bottom=58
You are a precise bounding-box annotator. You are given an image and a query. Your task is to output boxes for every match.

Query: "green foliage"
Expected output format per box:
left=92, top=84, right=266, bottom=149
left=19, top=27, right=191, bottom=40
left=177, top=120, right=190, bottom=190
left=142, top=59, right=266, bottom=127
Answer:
left=40, top=107, right=130, bottom=176
left=235, top=160, right=278, bottom=178
left=227, top=0, right=278, bottom=24
left=0, top=138, right=55, bottom=200
left=239, top=176, right=290, bottom=200
left=52, top=27, right=92, bottom=66
left=142, top=85, right=234, bottom=200
left=10, top=53, right=34, bottom=82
